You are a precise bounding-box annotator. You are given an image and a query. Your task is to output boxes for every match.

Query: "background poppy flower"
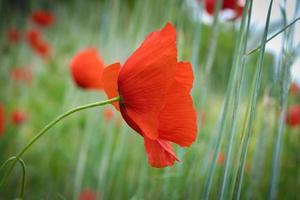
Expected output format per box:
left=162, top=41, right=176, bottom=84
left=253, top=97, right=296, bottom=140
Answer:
left=286, top=105, right=300, bottom=127
left=31, top=10, right=54, bottom=27
left=70, top=48, right=105, bottom=90
left=290, top=82, right=300, bottom=96
left=103, top=107, right=114, bottom=121
left=203, top=0, right=244, bottom=19
left=102, top=23, right=197, bottom=168
left=79, top=189, right=97, bottom=200
left=11, top=110, right=27, bottom=126
left=0, top=103, right=5, bottom=136
left=217, top=151, right=225, bottom=165
left=26, top=29, right=51, bottom=58
left=7, top=27, right=20, bottom=43
left=10, top=68, right=33, bottom=84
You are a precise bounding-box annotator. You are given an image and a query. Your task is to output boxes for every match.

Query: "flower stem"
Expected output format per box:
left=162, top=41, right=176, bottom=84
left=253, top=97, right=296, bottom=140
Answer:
left=0, top=96, right=120, bottom=189
left=0, top=156, right=26, bottom=199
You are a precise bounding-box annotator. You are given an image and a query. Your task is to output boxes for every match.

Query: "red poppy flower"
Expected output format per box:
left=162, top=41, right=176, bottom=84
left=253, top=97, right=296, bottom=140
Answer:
left=290, top=82, right=300, bottom=96
left=102, top=23, right=197, bottom=168
left=286, top=105, right=300, bottom=127
left=79, top=189, right=97, bottom=200
left=203, top=0, right=244, bottom=19
left=11, top=110, right=27, bottom=126
left=26, top=29, right=51, bottom=58
left=7, top=27, right=20, bottom=43
left=31, top=10, right=54, bottom=27
left=0, top=103, right=5, bottom=136
left=10, top=68, right=33, bottom=84
left=70, top=48, right=105, bottom=90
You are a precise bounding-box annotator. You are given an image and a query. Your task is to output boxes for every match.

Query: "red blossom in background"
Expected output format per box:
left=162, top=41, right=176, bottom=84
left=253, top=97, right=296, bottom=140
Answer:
left=31, top=10, right=54, bottom=27
left=290, top=82, right=300, bottom=96
left=10, top=68, right=33, bottom=84
left=79, top=189, right=97, bottom=200
left=26, top=29, right=51, bottom=58
left=7, top=27, right=20, bottom=43
left=202, top=0, right=244, bottom=20
left=103, top=108, right=114, bottom=121
left=217, top=151, right=225, bottom=165
left=0, top=103, right=5, bottom=136
left=11, top=110, right=27, bottom=126
left=286, top=105, right=300, bottom=128
left=70, top=48, right=105, bottom=90
left=102, top=23, right=197, bottom=168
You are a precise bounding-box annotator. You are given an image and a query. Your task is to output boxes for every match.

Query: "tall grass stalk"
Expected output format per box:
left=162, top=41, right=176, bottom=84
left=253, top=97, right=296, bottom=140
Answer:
left=269, top=1, right=299, bottom=198
left=202, top=0, right=253, bottom=198
left=204, top=0, right=222, bottom=76
left=219, top=1, right=253, bottom=199
left=232, top=0, right=274, bottom=198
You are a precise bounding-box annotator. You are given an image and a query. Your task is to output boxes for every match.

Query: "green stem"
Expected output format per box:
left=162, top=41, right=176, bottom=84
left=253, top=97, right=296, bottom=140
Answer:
left=246, top=16, right=300, bottom=55
left=0, top=96, right=120, bottom=189
left=0, top=156, right=26, bottom=199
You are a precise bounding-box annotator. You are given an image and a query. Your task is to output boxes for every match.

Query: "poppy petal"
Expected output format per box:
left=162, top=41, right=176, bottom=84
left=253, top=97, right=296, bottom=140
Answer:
left=118, top=23, right=178, bottom=140
left=175, top=62, right=194, bottom=92
left=102, top=63, right=121, bottom=110
left=144, top=137, right=179, bottom=168
left=158, top=62, right=197, bottom=147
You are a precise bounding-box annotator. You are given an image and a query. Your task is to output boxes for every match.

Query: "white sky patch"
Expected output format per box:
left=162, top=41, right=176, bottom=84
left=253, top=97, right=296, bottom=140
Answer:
left=252, top=0, right=300, bottom=80
left=291, top=58, right=300, bottom=84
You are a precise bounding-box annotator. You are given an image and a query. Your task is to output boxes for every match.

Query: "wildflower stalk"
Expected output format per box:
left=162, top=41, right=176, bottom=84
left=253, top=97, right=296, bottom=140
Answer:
left=0, top=96, right=120, bottom=190
left=232, top=0, right=274, bottom=198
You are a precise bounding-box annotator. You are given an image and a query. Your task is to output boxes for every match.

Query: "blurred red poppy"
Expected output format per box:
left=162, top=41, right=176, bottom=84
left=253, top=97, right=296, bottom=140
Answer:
left=11, top=110, right=27, bottom=126
left=7, top=27, right=20, bottom=43
left=102, top=23, right=197, bottom=168
left=70, top=48, right=105, bottom=90
left=290, top=82, right=300, bottom=96
left=0, top=103, right=5, bottom=136
left=202, top=0, right=244, bottom=20
left=217, top=151, right=225, bottom=165
left=10, top=68, right=33, bottom=84
left=79, top=189, right=97, bottom=200
left=26, top=29, right=51, bottom=58
left=103, top=108, right=114, bottom=121
left=286, top=105, right=300, bottom=127
left=31, top=10, right=54, bottom=27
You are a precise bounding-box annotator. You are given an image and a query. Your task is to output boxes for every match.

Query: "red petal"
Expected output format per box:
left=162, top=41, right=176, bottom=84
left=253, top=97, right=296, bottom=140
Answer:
left=70, top=48, right=105, bottom=90
left=118, top=23, right=178, bottom=140
left=144, top=137, right=179, bottom=168
left=102, top=63, right=121, bottom=110
left=158, top=62, right=197, bottom=147
left=175, top=62, right=194, bottom=92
